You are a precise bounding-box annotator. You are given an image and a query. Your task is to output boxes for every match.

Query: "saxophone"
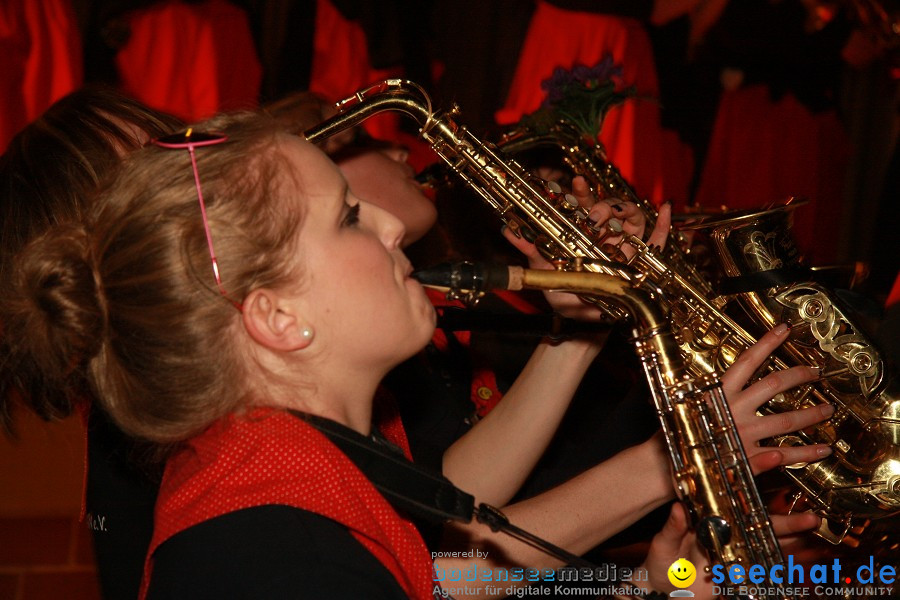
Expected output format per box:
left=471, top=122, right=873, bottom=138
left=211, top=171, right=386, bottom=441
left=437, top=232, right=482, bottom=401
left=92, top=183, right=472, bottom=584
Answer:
left=490, top=119, right=900, bottom=546
left=413, top=261, right=787, bottom=598
left=303, top=80, right=900, bottom=543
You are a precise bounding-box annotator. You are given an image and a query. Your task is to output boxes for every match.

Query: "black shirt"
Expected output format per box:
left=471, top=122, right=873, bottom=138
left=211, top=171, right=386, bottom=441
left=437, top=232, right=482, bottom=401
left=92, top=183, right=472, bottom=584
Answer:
left=148, top=505, right=410, bottom=599
left=86, top=408, right=160, bottom=600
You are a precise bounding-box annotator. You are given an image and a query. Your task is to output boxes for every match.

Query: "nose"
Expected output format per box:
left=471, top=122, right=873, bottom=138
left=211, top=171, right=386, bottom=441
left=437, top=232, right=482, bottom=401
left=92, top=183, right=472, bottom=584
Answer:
left=365, top=200, right=405, bottom=250
left=382, top=145, right=410, bottom=164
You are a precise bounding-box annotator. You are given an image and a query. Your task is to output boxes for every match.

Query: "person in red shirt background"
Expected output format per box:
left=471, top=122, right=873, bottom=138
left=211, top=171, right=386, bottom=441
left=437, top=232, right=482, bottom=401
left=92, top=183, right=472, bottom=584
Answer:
left=0, top=0, right=82, bottom=152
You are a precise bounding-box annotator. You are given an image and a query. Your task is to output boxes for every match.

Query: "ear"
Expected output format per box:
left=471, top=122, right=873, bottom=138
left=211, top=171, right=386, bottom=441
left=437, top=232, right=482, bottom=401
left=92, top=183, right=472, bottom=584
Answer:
left=241, top=288, right=314, bottom=352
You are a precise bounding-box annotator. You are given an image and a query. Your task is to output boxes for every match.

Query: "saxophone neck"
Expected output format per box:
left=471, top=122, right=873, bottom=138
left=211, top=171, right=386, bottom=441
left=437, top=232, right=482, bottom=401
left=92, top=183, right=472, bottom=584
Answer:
left=414, top=261, right=688, bottom=381
left=304, top=79, right=436, bottom=144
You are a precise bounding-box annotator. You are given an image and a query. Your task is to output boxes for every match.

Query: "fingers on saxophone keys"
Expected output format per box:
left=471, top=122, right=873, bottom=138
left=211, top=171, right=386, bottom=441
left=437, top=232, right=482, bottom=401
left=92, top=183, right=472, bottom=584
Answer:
left=748, top=449, right=783, bottom=474
left=721, top=324, right=797, bottom=389
left=647, top=201, right=672, bottom=250
left=770, top=513, right=821, bottom=536
left=757, top=404, right=835, bottom=438
left=737, top=365, right=819, bottom=411
left=776, top=444, right=834, bottom=467
left=587, top=203, right=628, bottom=239
left=587, top=202, right=614, bottom=230
left=571, top=176, right=595, bottom=209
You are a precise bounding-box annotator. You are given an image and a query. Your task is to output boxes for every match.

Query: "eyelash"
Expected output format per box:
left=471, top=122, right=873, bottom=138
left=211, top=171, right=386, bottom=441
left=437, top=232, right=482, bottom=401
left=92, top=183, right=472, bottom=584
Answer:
left=342, top=203, right=361, bottom=227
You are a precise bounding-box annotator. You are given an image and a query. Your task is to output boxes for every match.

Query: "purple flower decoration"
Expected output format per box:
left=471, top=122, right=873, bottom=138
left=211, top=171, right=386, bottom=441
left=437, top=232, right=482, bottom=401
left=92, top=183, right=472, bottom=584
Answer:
left=531, top=54, right=634, bottom=141
left=541, top=66, right=576, bottom=103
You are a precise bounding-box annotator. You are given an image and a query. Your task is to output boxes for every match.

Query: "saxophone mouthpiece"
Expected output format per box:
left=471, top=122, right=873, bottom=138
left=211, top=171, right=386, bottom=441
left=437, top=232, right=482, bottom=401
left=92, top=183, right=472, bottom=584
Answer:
left=412, top=262, right=512, bottom=294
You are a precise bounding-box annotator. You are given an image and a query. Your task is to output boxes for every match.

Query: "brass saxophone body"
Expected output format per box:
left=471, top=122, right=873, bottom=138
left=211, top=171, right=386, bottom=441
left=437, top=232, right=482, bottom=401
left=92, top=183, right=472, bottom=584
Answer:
left=305, top=80, right=790, bottom=583
left=499, top=117, right=900, bottom=529
left=485, top=116, right=900, bottom=545
left=303, top=79, right=900, bottom=545
left=413, top=262, right=787, bottom=595
left=692, top=206, right=900, bottom=540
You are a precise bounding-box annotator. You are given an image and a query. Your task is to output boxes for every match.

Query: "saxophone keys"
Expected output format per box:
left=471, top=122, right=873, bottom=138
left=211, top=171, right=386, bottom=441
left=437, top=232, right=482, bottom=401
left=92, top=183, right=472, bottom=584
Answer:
left=597, top=243, right=627, bottom=262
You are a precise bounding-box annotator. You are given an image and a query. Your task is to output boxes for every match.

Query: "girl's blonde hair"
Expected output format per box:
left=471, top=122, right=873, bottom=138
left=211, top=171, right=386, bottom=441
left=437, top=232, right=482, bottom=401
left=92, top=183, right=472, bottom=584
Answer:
left=0, top=87, right=182, bottom=431
left=3, top=113, right=306, bottom=447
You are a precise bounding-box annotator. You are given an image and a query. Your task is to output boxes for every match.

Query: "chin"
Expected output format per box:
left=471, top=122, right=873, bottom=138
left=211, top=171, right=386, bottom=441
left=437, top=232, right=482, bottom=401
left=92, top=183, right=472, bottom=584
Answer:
left=413, top=318, right=437, bottom=352
left=395, top=329, right=433, bottom=364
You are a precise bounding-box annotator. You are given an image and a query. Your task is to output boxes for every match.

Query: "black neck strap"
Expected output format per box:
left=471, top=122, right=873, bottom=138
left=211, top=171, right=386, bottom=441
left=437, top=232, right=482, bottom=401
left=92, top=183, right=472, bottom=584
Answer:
left=300, top=412, right=474, bottom=524
left=297, top=412, right=598, bottom=571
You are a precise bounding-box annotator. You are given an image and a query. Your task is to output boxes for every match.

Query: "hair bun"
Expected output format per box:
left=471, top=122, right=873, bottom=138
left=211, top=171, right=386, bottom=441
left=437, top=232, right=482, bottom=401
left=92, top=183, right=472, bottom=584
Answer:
left=2, top=225, right=106, bottom=413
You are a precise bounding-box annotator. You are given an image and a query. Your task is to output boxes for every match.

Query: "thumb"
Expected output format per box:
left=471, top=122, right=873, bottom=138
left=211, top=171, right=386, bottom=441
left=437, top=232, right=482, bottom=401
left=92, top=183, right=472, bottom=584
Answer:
left=657, top=502, right=690, bottom=549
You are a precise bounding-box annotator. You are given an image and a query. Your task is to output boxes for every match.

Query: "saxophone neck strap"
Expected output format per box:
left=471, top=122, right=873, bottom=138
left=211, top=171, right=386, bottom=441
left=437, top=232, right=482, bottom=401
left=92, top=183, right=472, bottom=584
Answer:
left=299, top=411, right=474, bottom=524
left=298, top=411, right=598, bottom=571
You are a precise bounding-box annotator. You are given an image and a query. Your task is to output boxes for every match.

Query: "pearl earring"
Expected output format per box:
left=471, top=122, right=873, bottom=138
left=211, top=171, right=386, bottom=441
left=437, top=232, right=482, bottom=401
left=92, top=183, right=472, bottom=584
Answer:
left=301, top=327, right=314, bottom=342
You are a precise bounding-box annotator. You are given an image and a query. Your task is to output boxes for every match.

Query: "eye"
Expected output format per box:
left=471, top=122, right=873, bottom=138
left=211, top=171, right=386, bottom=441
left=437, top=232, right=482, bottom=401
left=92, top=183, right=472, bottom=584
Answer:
left=342, top=203, right=360, bottom=227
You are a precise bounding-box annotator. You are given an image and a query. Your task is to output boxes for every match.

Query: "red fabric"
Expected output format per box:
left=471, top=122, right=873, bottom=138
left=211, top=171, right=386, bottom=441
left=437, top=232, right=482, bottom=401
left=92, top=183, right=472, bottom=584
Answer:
left=887, top=271, right=900, bottom=308
left=115, top=0, right=261, bottom=122
left=373, top=391, right=413, bottom=459
left=22, top=0, right=82, bottom=121
left=307, top=0, right=438, bottom=169
left=0, top=0, right=81, bottom=152
left=309, top=0, right=401, bottom=141
left=694, top=85, right=849, bottom=265
left=496, top=1, right=666, bottom=206
left=140, top=408, right=434, bottom=600
left=0, top=2, right=29, bottom=151
left=492, top=289, right=542, bottom=317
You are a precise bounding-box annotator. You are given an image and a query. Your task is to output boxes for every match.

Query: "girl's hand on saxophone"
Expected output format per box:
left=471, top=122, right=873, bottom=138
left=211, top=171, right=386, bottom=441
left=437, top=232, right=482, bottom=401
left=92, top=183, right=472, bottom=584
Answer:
left=721, top=323, right=834, bottom=471
left=502, top=175, right=672, bottom=321
left=574, top=175, right=673, bottom=260
left=637, top=502, right=821, bottom=600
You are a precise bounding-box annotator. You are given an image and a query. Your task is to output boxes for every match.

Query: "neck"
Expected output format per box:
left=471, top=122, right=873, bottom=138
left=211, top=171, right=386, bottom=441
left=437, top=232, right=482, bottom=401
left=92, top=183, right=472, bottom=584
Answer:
left=306, top=389, right=375, bottom=436
left=244, top=334, right=394, bottom=436
left=263, top=366, right=384, bottom=436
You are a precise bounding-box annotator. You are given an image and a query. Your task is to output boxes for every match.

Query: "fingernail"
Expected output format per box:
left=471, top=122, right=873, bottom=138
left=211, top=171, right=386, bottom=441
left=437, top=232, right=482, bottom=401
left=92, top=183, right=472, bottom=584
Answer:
left=817, top=446, right=833, bottom=457
left=500, top=225, right=508, bottom=235
left=664, top=199, right=673, bottom=206
left=773, top=323, right=790, bottom=336
left=820, top=403, right=835, bottom=417
left=611, top=203, right=624, bottom=213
